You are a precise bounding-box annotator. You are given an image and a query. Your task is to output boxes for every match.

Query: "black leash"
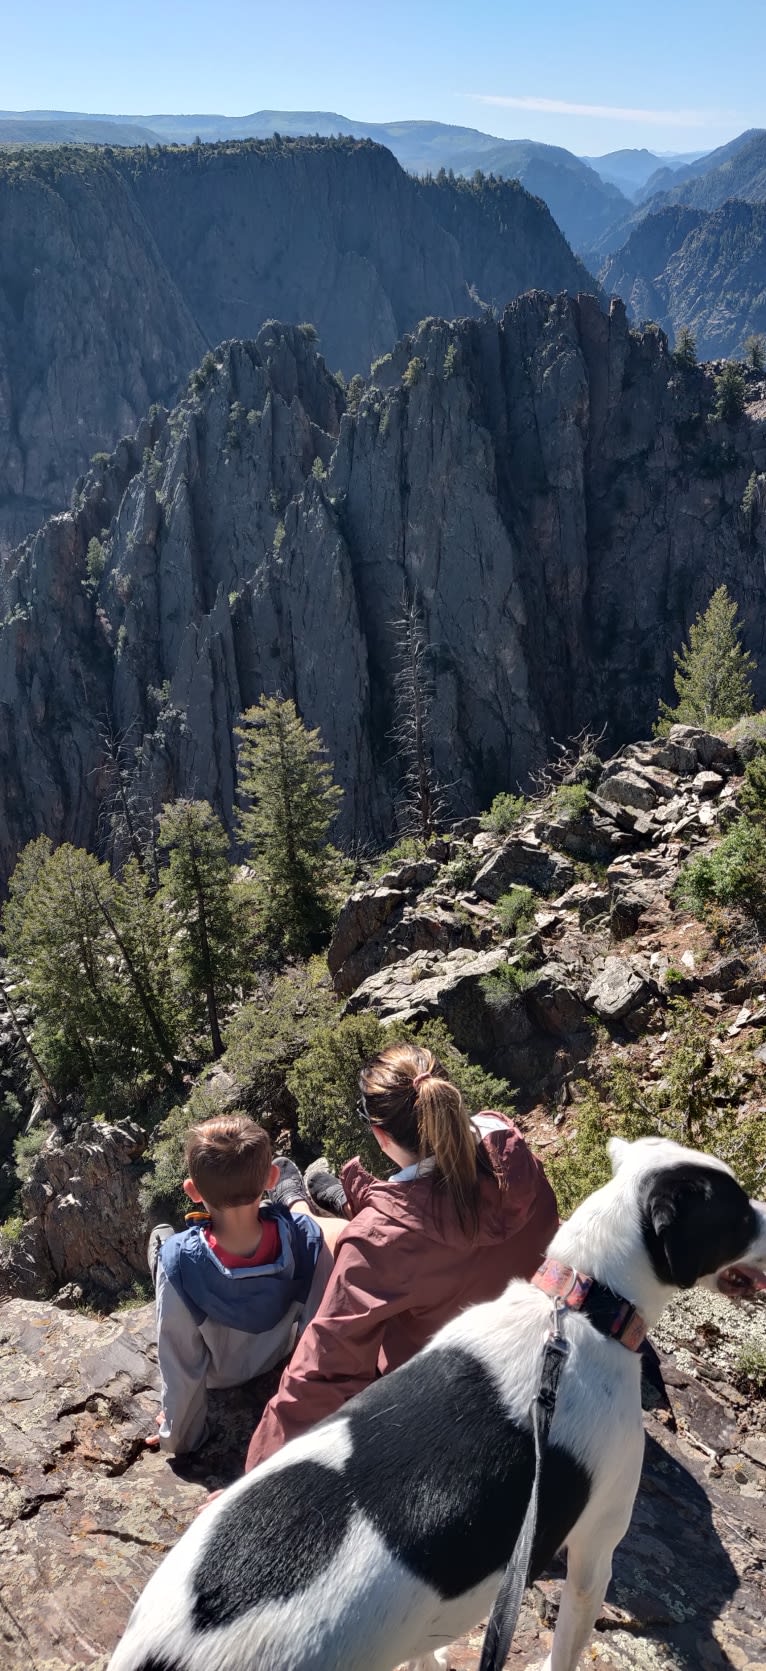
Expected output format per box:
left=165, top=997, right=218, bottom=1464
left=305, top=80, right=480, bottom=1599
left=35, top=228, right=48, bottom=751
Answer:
left=478, top=1301, right=570, bottom=1671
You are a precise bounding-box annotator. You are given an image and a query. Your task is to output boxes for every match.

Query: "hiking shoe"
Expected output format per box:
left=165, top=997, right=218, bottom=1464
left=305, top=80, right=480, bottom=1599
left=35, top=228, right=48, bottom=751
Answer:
left=270, top=1155, right=313, bottom=1211
left=147, top=1223, right=175, bottom=1281
left=304, top=1157, right=349, bottom=1218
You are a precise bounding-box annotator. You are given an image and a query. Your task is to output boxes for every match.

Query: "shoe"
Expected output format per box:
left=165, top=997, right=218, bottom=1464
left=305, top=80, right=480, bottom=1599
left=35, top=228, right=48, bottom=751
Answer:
left=147, top=1223, right=175, bottom=1281
left=304, top=1158, right=349, bottom=1218
left=270, top=1155, right=313, bottom=1211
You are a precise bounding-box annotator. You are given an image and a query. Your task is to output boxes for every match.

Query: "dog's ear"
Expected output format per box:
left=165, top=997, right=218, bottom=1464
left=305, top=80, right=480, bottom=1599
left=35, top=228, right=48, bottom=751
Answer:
left=608, top=1137, right=631, bottom=1173
left=641, top=1165, right=755, bottom=1290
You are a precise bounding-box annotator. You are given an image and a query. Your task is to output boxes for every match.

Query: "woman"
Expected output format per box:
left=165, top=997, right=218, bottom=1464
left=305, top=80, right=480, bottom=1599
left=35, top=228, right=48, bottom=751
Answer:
left=245, top=1040, right=557, bottom=1471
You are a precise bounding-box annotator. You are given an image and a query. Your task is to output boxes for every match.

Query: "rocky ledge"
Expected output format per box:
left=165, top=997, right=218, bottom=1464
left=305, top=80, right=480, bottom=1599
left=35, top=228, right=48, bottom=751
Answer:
left=0, top=1294, right=764, bottom=1670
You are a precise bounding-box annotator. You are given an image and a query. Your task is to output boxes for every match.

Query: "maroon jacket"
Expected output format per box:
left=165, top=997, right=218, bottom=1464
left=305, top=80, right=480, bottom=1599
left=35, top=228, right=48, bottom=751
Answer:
left=245, top=1115, right=557, bottom=1471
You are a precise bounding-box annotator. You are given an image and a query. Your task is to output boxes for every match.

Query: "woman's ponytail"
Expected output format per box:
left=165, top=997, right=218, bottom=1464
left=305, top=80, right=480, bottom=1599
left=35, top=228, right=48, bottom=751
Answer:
left=359, top=1042, right=480, bottom=1236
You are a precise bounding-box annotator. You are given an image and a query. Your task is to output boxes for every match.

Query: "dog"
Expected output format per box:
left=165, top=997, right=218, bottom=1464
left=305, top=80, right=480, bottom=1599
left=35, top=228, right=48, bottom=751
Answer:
left=107, top=1137, right=766, bottom=1671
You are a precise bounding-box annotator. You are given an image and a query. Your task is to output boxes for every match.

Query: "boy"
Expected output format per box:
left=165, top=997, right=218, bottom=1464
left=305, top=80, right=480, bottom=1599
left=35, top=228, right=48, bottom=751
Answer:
left=146, top=1112, right=333, bottom=1456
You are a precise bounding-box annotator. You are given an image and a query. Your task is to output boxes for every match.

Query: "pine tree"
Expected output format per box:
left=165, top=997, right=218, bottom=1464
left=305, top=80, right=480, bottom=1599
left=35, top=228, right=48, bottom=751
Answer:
left=658, top=586, right=755, bottom=733
left=158, top=800, right=245, bottom=1057
left=744, top=334, right=765, bottom=373
left=390, top=594, right=441, bottom=841
left=235, top=696, right=344, bottom=955
left=713, top=362, right=746, bottom=422
left=672, top=326, right=697, bottom=369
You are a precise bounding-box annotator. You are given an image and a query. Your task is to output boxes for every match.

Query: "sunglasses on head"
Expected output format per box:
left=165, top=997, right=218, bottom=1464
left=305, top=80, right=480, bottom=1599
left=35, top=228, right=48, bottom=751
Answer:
left=356, top=1095, right=384, bottom=1127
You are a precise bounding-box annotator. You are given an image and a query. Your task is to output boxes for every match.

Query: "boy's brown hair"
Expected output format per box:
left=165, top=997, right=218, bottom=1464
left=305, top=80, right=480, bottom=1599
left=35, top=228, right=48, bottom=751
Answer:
left=185, top=1112, right=272, bottom=1209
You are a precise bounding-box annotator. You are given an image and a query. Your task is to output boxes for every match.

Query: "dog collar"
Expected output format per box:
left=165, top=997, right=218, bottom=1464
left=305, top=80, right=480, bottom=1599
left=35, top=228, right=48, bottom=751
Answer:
left=532, top=1258, right=647, bottom=1352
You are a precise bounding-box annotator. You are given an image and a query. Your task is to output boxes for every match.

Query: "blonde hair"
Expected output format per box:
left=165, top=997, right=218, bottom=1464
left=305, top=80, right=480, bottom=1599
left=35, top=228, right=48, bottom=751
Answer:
left=359, top=1042, right=480, bottom=1234
left=185, top=1112, right=272, bottom=1209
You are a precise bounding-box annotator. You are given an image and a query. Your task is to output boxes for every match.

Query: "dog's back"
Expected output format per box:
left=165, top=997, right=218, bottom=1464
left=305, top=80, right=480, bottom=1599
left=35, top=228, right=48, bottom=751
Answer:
left=108, top=1286, right=632, bottom=1671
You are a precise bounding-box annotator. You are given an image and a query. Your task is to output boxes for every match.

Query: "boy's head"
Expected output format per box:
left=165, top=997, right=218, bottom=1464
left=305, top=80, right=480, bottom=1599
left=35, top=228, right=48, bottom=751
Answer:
left=184, top=1112, right=276, bottom=1211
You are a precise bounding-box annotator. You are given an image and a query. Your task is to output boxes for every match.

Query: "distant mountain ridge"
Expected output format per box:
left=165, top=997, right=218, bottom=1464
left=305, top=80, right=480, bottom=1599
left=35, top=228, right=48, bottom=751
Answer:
left=0, top=135, right=595, bottom=554
left=600, top=198, right=766, bottom=357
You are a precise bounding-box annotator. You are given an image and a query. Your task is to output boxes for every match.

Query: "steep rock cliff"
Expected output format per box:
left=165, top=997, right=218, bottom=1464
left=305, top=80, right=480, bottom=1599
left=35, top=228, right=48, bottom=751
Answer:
left=601, top=200, right=766, bottom=355
left=3, top=297, right=766, bottom=885
left=0, top=139, right=593, bottom=552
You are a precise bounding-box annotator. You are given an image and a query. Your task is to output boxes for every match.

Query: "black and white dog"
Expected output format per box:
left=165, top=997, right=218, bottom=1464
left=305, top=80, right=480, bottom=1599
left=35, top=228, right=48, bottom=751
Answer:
left=108, top=1138, right=766, bottom=1671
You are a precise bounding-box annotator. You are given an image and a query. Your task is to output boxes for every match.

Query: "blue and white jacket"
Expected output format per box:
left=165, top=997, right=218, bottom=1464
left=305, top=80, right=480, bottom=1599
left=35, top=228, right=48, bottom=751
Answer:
left=154, top=1206, right=331, bottom=1457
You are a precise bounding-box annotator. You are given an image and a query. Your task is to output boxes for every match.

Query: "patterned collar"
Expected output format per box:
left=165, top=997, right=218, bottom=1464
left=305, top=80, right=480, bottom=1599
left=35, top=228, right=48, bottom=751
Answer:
left=532, top=1258, right=648, bottom=1352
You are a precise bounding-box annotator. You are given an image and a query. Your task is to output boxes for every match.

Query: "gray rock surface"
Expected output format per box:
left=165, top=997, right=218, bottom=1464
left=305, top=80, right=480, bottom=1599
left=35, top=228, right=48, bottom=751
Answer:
left=586, top=957, right=654, bottom=1021
left=4, top=296, right=766, bottom=878
left=1, top=1294, right=764, bottom=1671
left=0, top=139, right=592, bottom=551
left=473, top=839, right=576, bottom=903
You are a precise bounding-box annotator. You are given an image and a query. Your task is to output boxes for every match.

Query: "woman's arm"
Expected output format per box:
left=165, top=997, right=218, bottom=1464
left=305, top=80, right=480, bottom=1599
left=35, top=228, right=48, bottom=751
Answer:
left=245, top=1221, right=411, bottom=1471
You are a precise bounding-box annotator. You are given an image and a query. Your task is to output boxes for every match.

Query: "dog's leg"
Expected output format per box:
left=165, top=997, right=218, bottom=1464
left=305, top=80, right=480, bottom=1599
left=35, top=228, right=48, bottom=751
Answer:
left=400, top=1649, right=452, bottom=1670
left=541, top=1505, right=632, bottom=1671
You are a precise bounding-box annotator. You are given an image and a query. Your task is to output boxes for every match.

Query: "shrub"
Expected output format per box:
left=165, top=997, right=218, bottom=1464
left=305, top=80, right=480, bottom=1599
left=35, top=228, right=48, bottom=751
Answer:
left=442, top=847, right=481, bottom=889
left=0, top=1214, right=23, bottom=1244
left=85, top=538, right=105, bottom=586
left=13, top=1121, right=53, bottom=1182
left=480, top=793, right=528, bottom=834
left=495, top=886, right=536, bottom=936
left=371, top=836, right=427, bottom=879
left=551, top=783, right=590, bottom=820
left=311, top=457, right=326, bottom=480
left=138, top=1083, right=228, bottom=1226
left=676, top=818, right=766, bottom=921
left=443, top=342, right=458, bottom=378
left=403, top=357, right=424, bottom=390
left=549, top=1002, right=766, bottom=1213
left=733, top=1343, right=766, bottom=1395
left=224, top=966, right=338, bottom=1119
left=289, top=1013, right=513, bottom=1174
left=481, top=959, right=535, bottom=1001
left=744, top=334, right=765, bottom=374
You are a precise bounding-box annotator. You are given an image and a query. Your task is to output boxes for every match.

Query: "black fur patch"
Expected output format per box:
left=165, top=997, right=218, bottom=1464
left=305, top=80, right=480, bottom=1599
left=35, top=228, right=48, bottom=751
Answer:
left=134, top=1660, right=188, bottom=1671
left=192, top=1348, right=590, bottom=1629
left=640, top=1163, right=758, bottom=1289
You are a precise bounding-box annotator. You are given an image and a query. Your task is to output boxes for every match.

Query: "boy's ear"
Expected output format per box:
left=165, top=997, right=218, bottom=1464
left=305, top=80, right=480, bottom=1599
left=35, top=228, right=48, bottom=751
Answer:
left=267, top=1161, right=280, bottom=1191
left=183, top=1177, right=205, bottom=1203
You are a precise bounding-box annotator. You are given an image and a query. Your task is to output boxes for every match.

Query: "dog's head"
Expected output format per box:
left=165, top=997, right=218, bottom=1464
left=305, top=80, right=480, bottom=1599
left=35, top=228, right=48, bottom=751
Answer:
left=608, top=1136, right=766, bottom=1298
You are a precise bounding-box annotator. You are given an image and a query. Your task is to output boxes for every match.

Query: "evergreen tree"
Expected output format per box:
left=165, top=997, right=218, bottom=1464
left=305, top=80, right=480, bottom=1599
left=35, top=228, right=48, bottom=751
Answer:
left=235, top=696, right=344, bottom=956
left=658, top=586, right=755, bottom=732
left=744, top=334, right=765, bottom=373
left=158, top=800, right=245, bottom=1057
left=672, top=326, right=697, bottom=369
left=390, top=594, right=441, bottom=841
left=713, top=362, right=746, bottom=422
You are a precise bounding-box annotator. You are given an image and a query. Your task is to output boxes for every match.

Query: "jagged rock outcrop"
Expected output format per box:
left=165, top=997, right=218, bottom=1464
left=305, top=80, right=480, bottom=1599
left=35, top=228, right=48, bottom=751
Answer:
left=5, top=298, right=766, bottom=881
left=0, top=1121, right=148, bottom=1302
left=1, top=1292, right=764, bottom=1670
left=0, top=138, right=593, bottom=551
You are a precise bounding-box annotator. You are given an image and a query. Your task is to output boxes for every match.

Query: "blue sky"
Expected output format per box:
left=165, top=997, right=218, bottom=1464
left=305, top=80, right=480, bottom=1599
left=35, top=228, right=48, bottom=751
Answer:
left=3, top=0, right=765, bottom=156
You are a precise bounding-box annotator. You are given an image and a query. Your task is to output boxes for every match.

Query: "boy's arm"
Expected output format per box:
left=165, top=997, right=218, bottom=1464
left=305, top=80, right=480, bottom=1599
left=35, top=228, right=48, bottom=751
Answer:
left=154, top=1263, right=211, bottom=1455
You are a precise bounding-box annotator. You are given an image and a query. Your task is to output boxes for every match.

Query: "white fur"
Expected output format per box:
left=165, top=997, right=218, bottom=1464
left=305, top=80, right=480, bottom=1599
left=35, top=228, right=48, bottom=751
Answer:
left=108, top=1139, right=766, bottom=1671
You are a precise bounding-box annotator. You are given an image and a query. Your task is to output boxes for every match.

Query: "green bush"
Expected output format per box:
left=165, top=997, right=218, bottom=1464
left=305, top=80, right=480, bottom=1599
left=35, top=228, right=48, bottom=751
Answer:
left=224, top=966, right=338, bottom=1118
left=676, top=818, right=766, bottom=921
left=480, top=792, right=528, bottom=834
left=495, top=886, right=536, bottom=936
left=443, top=342, right=458, bottom=378
left=371, top=837, right=427, bottom=879
left=403, top=356, right=424, bottom=390
left=138, top=1083, right=228, bottom=1226
left=551, top=783, right=590, bottom=820
left=481, top=959, right=535, bottom=1001
left=733, top=1342, right=766, bottom=1395
left=549, top=1002, right=766, bottom=1214
left=13, top=1122, right=53, bottom=1182
left=289, top=1013, right=513, bottom=1175
left=442, top=846, right=481, bottom=889
left=713, top=362, right=746, bottom=422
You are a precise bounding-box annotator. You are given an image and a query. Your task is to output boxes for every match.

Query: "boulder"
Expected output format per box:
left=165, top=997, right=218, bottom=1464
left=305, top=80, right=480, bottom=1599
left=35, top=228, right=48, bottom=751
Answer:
left=667, top=725, right=737, bottom=771
left=328, top=886, right=405, bottom=978
left=586, top=957, right=654, bottom=1021
left=473, top=838, right=575, bottom=902
left=333, top=902, right=477, bottom=998
left=526, top=963, right=589, bottom=1036
left=597, top=771, right=657, bottom=812
left=627, top=738, right=698, bottom=776
left=693, top=770, right=724, bottom=797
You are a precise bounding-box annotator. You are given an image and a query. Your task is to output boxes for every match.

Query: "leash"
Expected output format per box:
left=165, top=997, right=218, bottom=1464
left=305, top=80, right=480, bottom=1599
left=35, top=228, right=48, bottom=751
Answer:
left=478, top=1299, right=570, bottom=1671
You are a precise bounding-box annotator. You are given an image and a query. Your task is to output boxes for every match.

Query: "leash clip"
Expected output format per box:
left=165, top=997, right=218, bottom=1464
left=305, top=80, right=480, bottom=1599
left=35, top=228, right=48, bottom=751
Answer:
left=545, top=1295, right=570, bottom=1356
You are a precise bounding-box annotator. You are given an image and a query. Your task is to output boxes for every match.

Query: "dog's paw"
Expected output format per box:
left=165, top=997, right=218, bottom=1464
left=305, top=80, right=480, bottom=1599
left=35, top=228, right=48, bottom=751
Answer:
left=399, top=1652, right=453, bottom=1671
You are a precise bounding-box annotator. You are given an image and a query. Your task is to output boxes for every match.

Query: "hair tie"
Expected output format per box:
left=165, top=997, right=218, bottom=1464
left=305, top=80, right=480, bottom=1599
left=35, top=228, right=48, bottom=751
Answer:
left=413, top=1069, right=432, bottom=1090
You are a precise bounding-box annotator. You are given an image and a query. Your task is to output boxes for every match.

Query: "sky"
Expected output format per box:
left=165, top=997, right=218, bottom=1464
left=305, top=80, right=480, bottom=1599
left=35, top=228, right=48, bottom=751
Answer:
left=3, top=0, right=766, bottom=157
